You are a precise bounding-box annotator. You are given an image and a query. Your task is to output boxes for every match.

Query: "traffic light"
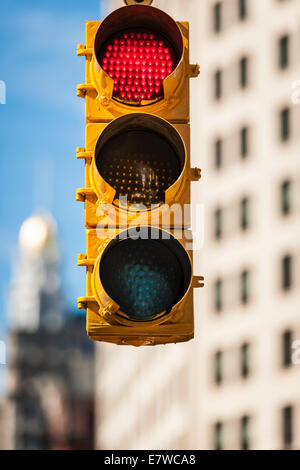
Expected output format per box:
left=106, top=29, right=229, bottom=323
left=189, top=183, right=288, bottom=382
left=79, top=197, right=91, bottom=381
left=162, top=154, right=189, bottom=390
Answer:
left=77, top=0, right=204, bottom=346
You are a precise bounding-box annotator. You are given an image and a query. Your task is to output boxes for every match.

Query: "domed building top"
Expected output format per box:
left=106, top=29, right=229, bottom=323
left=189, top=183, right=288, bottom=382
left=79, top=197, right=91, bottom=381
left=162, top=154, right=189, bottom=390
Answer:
left=9, top=213, right=63, bottom=332
left=19, top=214, right=58, bottom=260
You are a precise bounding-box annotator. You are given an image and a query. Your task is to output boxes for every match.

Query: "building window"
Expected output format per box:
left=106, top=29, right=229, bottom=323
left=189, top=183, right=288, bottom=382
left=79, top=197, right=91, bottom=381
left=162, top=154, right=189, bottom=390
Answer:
left=241, top=270, right=249, bottom=304
left=281, top=255, right=292, bottom=291
left=213, top=3, right=222, bottom=33
left=240, top=415, right=250, bottom=450
left=240, top=197, right=249, bottom=230
left=240, top=127, right=248, bottom=158
left=279, top=34, right=289, bottom=69
left=282, top=329, right=292, bottom=368
left=214, top=350, right=223, bottom=384
left=241, top=343, right=250, bottom=378
left=214, top=70, right=222, bottom=100
left=281, top=180, right=291, bottom=215
left=215, top=139, right=223, bottom=169
left=239, top=57, right=248, bottom=88
left=215, top=279, right=223, bottom=312
left=215, top=208, right=222, bottom=239
left=214, top=421, right=223, bottom=450
left=282, top=405, right=293, bottom=448
left=239, top=0, right=247, bottom=20
left=280, top=108, right=290, bottom=142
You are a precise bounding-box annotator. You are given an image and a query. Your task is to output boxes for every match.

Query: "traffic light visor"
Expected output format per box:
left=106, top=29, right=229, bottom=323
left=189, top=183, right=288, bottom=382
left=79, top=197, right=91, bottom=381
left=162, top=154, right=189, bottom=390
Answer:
left=99, top=227, right=192, bottom=321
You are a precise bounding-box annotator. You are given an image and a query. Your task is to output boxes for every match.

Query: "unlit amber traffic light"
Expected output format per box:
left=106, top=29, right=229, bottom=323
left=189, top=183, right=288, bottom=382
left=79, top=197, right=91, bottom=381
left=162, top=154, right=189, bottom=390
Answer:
left=94, top=113, right=185, bottom=210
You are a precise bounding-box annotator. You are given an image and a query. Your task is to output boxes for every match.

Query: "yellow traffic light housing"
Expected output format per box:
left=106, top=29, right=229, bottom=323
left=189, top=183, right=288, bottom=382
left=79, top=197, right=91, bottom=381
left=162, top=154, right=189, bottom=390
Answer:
left=77, top=5, right=199, bottom=123
left=76, top=3, right=204, bottom=347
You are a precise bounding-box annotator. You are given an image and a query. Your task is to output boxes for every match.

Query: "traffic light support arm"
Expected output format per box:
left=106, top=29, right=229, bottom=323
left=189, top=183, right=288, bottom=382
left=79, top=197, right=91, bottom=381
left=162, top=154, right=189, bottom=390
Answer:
left=189, top=168, right=201, bottom=181
left=76, top=188, right=95, bottom=202
left=76, top=147, right=93, bottom=161
left=188, top=63, right=200, bottom=78
left=78, top=254, right=95, bottom=267
left=77, top=83, right=96, bottom=98
left=192, top=276, right=205, bottom=288
left=77, top=45, right=93, bottom=57
left=78, top=296, right=96, bottom=310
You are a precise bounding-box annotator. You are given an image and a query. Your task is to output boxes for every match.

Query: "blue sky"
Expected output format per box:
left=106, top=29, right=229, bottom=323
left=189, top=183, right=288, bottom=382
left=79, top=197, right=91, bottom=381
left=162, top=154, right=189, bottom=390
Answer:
left=0, top=0, right=108, bottom=336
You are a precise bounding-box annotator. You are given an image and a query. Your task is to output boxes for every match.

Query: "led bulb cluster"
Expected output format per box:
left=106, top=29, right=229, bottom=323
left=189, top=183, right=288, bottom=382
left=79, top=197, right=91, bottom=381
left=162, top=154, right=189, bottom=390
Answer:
left=100, top=30, right=177, bottom=104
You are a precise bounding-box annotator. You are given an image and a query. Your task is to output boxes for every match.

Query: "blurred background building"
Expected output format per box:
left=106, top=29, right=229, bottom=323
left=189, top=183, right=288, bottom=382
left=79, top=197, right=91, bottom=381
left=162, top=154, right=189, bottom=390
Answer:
left=0, top=398, right=14, bottom=450
left=96, top=0, right=300, bottom=450
left=3, top=215, right=95, bottom=450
